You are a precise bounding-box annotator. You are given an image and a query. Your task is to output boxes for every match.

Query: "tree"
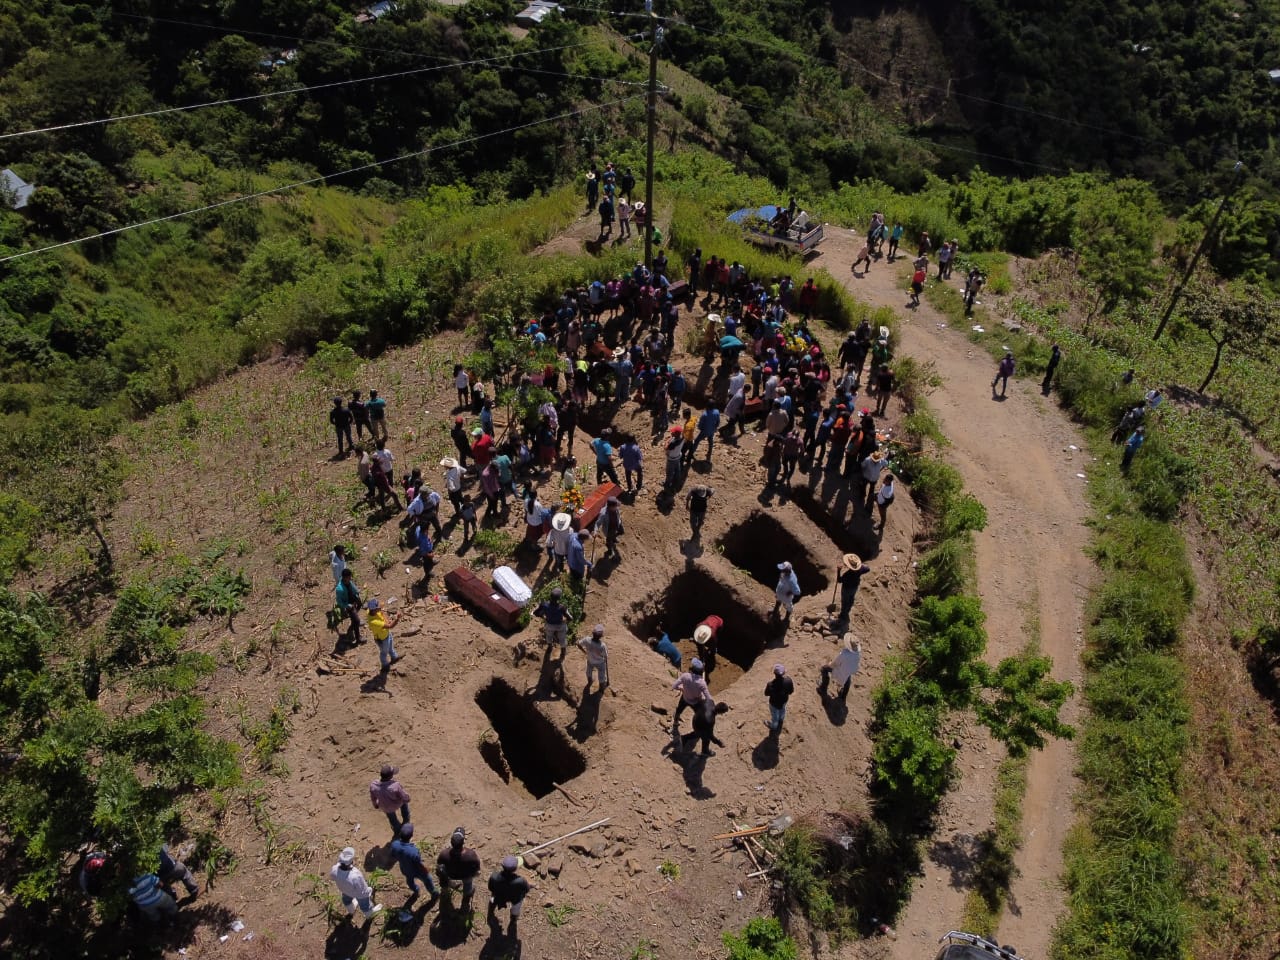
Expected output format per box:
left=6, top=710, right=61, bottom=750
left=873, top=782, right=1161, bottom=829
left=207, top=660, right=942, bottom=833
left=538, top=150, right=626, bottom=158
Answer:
left=1182, top=276, right=1280, bottom=394
left=1073, top=180, right=1161, bottom=326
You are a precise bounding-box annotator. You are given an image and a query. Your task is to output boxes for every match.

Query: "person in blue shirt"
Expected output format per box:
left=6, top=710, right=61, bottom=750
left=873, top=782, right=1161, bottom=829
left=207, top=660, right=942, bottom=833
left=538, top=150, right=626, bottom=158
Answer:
left=533, top=587, right=570, bottom=656
left=479, top=400, right=494, bottom=437
left=415, top=526, right=435, bottom=583
left=567, top=530, right=593, bottom=584
left=390, top=824, right=438, bottom=900
left=689, top=407, right=721, bottom=464
left=1121, top=426, right=1145, bottom=472
left=128, top=873, right=177, bottom=923
left=649, top=624, right=683, bottom=670
left=590, top=432, right=620, bottom=486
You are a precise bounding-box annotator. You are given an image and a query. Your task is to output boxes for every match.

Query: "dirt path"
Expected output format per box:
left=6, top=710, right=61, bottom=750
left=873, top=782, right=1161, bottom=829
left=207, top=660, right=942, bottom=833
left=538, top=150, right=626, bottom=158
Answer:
left=819, top=233, right=1091, bottom=959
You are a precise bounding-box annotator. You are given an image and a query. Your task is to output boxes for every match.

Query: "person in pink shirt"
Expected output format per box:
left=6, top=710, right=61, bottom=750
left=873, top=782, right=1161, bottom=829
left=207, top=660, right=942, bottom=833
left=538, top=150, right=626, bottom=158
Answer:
left=370, top=764, right=411, bottom=837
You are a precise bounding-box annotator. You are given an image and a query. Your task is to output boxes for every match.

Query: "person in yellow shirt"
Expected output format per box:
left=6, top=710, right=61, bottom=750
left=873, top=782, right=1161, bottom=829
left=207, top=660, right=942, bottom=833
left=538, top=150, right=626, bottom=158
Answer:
left=366, top=599, right=402, bottom=673
left=680, top=407, right=698, bottom=468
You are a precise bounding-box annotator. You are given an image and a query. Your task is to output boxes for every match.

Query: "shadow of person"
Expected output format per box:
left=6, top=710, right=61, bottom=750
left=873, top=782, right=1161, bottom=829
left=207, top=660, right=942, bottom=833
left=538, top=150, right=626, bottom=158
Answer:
left=751, top=733, right=780, bottom=771
left=478, top=911, right=521, bottom=959
left=818, top=689, right=849, bottom=726
left=929, top=831, right=986, bottom=890
left=359, top=671, right=391, bottom=696
left=680, top=538, right=704, bottom=563
left=677, top=745, right=715, bottom=799
left=323, top=912, right=374, bottom=959
left=428, top=901, right=475, bottom=949
left=527, top=654, right=572, bottom=705
left=381, top=894, right=438, bottom=948
left=568, top=685, right=603, bottom=742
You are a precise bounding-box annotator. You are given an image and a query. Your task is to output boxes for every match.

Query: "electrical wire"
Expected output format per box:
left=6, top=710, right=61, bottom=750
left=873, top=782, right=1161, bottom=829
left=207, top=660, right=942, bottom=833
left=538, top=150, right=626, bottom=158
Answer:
left=0, top=96, right=643, bottom=265
left=0, top=36, right=646, bottom=141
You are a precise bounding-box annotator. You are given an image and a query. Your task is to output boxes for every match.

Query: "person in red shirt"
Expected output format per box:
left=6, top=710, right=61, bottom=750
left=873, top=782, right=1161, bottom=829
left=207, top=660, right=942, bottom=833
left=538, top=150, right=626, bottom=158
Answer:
left=694, top=616, right=722, bottom=676
left=797, top=278, right=819, bottom=320
left=471, top=428, right=494, bottom=468
left=827, top=406, right=853, bottom=471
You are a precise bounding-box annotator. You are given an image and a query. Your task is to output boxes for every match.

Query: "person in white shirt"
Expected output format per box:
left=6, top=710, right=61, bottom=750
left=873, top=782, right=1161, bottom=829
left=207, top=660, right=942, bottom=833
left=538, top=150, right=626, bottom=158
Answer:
left=373, top=441, right=395, bottom=487
left=577, top=624, right=609, bottom=690
left=331, top=847, right=382, bottom=920
left=727, top=369, right=746, bottom=399
left=617, top=197, right=632, bottom=238
left=453, top=365, right=470, bottom=409
left=820, top=638, right=862, bottom=700
left=441, top=457, right=464, bottom=514
left=329, top=544, right=348, bottom=584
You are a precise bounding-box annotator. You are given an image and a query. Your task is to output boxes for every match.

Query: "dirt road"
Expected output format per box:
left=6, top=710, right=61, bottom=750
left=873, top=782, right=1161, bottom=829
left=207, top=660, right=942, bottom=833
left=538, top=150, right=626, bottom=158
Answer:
left=821, top=232, right=1092, bottom=959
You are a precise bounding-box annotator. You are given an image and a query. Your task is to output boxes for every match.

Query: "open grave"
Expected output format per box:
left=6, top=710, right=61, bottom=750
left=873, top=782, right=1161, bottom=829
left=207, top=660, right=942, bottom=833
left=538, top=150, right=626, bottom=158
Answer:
left=474, top=678, right=587, bottom=799
left=624, top=567, right=776, bottom=694
left=718, top=510, right=832, bottom=594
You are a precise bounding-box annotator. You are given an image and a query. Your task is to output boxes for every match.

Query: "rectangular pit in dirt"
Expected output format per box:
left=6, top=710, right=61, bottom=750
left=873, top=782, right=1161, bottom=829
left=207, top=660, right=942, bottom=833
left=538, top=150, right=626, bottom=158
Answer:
left=624, top=568, right=776, bottom=694
left=718, top=511, right=831, bottom=594
left=474, top=678, right=586, bottom=799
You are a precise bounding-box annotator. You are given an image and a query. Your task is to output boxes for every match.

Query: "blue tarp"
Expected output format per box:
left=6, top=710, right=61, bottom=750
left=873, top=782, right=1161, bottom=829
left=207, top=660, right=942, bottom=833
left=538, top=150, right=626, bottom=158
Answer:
left=726, top=204, right=780, bottom=225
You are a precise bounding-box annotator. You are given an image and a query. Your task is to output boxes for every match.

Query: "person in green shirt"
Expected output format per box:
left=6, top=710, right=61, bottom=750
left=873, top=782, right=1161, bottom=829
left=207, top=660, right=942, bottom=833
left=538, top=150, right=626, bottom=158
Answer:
left=335, top=568, right=362, bottom=645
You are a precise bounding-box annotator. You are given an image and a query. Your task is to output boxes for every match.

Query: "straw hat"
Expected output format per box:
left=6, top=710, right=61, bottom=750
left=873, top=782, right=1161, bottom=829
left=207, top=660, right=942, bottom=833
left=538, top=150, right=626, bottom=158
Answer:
left=551, top=512, right=572, bottom=532
left=841, top=553, right=862, bottom=573
left=439, top=456, right=459, bottom=469
left=707, top=313, right=722, bottom=324
left=694, top=624, right=712, bottom=644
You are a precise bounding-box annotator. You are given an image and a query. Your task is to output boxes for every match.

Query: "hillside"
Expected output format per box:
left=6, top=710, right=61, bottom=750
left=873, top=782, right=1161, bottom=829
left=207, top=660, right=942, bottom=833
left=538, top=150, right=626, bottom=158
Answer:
left=4, top=2, right=1280, bottom=960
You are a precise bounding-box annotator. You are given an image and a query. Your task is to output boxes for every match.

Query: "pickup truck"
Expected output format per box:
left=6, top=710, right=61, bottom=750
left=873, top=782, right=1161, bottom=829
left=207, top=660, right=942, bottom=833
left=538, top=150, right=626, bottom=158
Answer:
left=727, top=204, right=825, bottom=256
left=934, top=931, right=1026, bottom=960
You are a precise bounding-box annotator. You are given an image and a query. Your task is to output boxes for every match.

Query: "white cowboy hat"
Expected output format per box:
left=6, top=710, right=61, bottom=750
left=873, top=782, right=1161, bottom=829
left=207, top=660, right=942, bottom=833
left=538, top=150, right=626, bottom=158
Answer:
left=694, top=624, right=712, bottom=644
left=439, top=457, right=459, bottom=469
left=841, top=553, right=862, bottom=572
left=551, top=512, right=573, bottom=532
left=706, top=313, right=722, bottom=324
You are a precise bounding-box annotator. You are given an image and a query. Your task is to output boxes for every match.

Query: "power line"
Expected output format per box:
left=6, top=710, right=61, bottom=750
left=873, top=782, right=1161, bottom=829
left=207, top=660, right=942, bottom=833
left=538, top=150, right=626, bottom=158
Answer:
left=0, top=37, right=646, bottom=141
left=0, top=96, right=643, bottom=265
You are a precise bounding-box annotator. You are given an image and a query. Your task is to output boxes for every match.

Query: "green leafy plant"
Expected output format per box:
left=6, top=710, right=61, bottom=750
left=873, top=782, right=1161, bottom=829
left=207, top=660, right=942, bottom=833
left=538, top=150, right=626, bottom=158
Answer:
left=722, top=917, right=797, bottom=960
left=545, top=903, right=577, bottom=927
left=658, top=860, right=680, bottom=881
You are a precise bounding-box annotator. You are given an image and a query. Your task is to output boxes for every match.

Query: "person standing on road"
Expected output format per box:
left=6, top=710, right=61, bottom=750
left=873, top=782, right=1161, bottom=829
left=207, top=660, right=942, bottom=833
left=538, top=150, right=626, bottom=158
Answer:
left=834, top=553, right=871, bottom=623
left=690, top=406, right=720, bottom=463
left=686, top=483, right=713, bottom=539
left=390, top=824, right=438, bottom=901
left=578, top=624, right=609, bottom=691
left=450, top=417, right=472, bottom=468
left=370, top=764, right=412, bottom=836
left=860, top=449, right=888, bottom=511
left=764, top=664, right=794, bottom=736
left=992, top=351, right=1015, bottom=398
left=331, top=847, right=383, bottom=921
left=887, top=222, right=903, bottom=260
left=873, top=364, right=895, bottom=416
left=487, top=856, right=531, bottom=937
left=663, top=426, right=685, bottom=492
left=453, top=365, right=470, bottom=409
left=774, top=562, right=801, bottom=619
left=874, top=474, right=896, bottom=533
left=1042, top=344, right=1062, bottom=395
left=367, top=389, right=388, bottom=443
left=330, top=397, right=354, bottom=456
left=441, top=457, right=464, bottom=515
left=819, top=638, right=862, bottom=701
left=567, top=529, right=593, bottom=586
left=366, top=599, right=402, bottom=672
left=533, top=587, right=570, bottom=657
left=437, top=829, right=482, bottom=913
left=547, top=512, right=573, bottom=573
left=596, top=496, right=624, bottom=559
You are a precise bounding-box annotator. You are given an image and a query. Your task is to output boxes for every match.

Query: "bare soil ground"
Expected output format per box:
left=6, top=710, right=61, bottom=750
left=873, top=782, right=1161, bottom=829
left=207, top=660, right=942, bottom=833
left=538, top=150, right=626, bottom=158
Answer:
left=814, top=233, right=1093, bottom=960
left=76, top=228, right=931, bottom=959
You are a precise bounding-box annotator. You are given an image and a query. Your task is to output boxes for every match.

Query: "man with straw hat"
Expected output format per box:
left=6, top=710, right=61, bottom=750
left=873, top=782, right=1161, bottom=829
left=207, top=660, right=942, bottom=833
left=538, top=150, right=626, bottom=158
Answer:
left=835, top=553, right=872, bottom=623
left=331, top=846, right=382, bottom=921
left=693, top=616, right=722, bottom=677
left=441, top=456, right=464, bottom=516
left=819, top=637, right=863, bottom=701
left=546, top=512, right=574, bottom=573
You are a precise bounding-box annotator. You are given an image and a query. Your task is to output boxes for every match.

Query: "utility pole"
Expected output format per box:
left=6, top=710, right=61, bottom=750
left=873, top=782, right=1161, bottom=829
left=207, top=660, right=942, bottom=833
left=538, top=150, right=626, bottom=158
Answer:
left=643, top=0, right=659, bottom=275
left=1153, top=160, right=1245, bottom=341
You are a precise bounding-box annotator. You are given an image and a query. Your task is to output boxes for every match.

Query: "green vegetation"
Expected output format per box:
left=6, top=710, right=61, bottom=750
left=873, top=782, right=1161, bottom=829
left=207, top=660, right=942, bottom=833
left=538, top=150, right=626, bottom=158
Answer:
left=723, top=917, right=797, bottom=960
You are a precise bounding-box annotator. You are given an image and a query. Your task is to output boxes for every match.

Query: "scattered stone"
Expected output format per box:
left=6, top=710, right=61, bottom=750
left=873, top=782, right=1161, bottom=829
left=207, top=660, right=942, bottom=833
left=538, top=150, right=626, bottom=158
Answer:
left=589, top=842, right=607, bottom=859
left=650, top=702, right=669, bottom=715
left=626, top=858, right=641, bottom=876
left=548, top=858, right=563, bottom=878
left=522, top=852, right=540, bottom=869
left=568, top=841, right=592, bottom=856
